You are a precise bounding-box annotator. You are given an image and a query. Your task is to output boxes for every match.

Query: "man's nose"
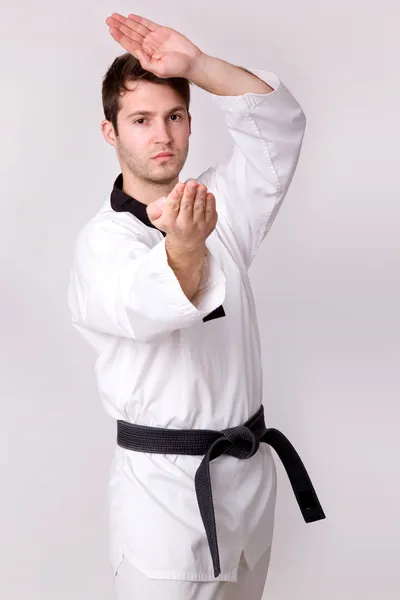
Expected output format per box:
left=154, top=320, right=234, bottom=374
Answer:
left=153, top=121, right=173, bottom=143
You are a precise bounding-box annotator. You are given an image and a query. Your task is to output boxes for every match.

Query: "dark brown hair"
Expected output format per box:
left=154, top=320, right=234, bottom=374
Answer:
left=102, top=52, right=192, bottom=137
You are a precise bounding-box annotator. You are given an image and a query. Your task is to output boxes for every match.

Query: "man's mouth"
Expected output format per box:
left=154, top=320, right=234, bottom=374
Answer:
left=153, top=152, right=174, bottom=159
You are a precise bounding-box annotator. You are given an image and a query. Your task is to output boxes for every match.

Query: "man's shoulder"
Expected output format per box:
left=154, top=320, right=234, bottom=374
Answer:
left=72, top=202, right=159, bottom=264
left=79, top=201, right=146, bottom=238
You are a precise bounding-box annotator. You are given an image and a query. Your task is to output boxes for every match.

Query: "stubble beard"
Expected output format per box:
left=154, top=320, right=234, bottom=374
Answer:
left=117, top=139, right=190, bottom=186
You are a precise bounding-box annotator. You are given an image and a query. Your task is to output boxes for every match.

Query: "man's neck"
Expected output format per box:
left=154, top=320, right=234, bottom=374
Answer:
left=121, top=167, right=178, bottom=206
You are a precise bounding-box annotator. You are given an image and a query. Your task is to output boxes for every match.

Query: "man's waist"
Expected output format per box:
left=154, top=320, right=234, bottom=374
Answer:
left=116, top=404, right=326, bottom=578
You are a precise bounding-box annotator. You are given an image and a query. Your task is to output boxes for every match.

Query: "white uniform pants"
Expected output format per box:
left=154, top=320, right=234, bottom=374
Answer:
left=114, top=545, right=272, bottom=600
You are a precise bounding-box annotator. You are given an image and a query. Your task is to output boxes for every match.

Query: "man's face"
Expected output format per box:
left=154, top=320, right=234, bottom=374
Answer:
left=111, top=80, right=191, bottom=185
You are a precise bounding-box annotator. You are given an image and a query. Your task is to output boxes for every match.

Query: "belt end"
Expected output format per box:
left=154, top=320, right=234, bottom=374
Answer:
left=296, top=489, right=326, bottom=523
left=303, top=506, right=326, bottom=523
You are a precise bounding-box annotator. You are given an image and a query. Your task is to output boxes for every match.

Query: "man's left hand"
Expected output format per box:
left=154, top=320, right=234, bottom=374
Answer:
left=105, top=13, right=203, bottom=79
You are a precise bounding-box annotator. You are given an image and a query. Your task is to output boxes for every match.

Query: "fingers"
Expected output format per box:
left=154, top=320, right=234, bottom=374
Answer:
left=179, top=180, right=198, bottom=220
left=106, top=13, right=158, bottom=36
left=127, top=14, right=159, bottom=32
left=192, top=184, right=207, bottom=223
left=156, top=181, right=216, bottom=237
left=168, top=182, right=185, bottom=209
left=146, top=182, right=182, bottom=226
left=106, top=16, right=145, bottom=45
left=205, top=192, right=216, bottom=223
left=162, top=182, right=184, bottom=226
left=178, top=180, right=215, bottom=225
left=126, top=16, right=151, bottom=38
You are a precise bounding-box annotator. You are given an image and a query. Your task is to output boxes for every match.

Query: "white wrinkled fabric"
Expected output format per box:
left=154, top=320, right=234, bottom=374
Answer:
left=68, top=68, right=306, bottom=581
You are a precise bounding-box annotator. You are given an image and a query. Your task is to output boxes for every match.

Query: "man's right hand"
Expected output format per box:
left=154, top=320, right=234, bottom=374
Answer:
left=146, top=179, right=217, bottom=250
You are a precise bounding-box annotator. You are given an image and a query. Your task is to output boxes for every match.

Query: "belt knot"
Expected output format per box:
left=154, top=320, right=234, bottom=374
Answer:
left=222, top=424, right=260, bottom=459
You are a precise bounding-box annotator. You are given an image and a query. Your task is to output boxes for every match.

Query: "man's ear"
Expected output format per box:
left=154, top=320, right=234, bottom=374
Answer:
left=101, top=120, right=117, bottom=147
left=188, top=112, right=192, bottom=135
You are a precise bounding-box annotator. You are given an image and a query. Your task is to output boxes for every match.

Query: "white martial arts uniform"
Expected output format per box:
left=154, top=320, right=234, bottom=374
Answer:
left=68, top=67, right=306, bottom=597
left=115, top=545, right=272, bottom=600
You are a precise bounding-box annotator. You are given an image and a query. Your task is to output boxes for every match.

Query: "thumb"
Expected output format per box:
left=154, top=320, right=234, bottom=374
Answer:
left=146, top=196, right=166, bottom=223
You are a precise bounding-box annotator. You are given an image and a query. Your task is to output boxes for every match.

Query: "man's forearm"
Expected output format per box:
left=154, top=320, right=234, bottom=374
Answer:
left=187, top=53, right=274, bottom=96
left=165, top=237, right=206, bottom=302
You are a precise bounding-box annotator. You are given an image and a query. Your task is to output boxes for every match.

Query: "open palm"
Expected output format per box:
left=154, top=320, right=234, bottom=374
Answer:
left=105, top=13, right=202, bottom=79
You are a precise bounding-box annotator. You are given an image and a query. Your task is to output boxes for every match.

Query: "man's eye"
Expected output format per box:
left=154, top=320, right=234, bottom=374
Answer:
left=134, top=114, right=182, bottom=125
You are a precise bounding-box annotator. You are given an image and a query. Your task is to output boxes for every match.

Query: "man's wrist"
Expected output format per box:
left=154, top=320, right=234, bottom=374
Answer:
left=187, top=53, right=274, bottom=96
left=165, top=236, right=206, bottom=302
left=165, top=236, right=206, bottom=259
left=186, top=52, right=210, bottom=84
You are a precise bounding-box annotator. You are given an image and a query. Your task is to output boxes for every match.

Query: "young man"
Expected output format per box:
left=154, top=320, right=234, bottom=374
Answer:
left=68, top=12, right=325, bottom=600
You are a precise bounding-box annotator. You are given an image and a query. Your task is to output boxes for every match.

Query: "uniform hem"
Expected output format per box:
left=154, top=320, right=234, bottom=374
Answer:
left=113, top=550, right=240, bottom=582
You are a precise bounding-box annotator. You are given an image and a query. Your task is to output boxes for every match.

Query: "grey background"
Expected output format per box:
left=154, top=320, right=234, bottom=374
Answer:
left=1, top=0, right=399, bottom=598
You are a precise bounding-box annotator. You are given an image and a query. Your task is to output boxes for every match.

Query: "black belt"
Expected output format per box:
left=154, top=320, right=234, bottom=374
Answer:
left=116, top=405, right=326, bottom=577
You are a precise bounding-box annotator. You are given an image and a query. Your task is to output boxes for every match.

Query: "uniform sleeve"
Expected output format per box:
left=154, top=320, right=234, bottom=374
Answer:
left=67, top=219, right=226, bottom=345
left=198, top=68, right=307, bottom=270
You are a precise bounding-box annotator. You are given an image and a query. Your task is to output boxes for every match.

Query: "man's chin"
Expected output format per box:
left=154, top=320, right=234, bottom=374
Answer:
left=150, top=165, right=181, bottom=183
